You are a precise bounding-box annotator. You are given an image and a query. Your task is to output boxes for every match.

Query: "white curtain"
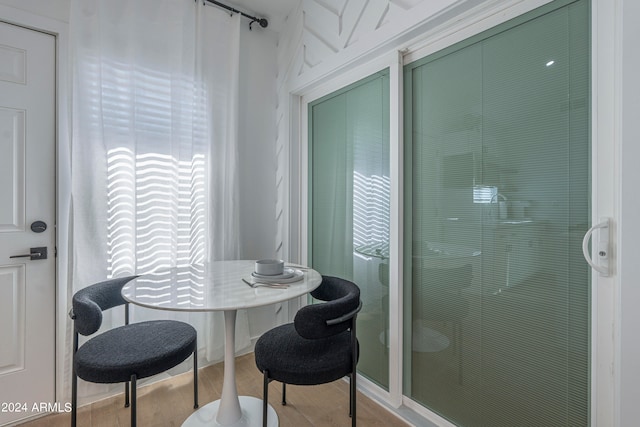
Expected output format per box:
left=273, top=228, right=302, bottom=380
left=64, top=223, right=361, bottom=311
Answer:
left=67, top=0, right=250, bottom=403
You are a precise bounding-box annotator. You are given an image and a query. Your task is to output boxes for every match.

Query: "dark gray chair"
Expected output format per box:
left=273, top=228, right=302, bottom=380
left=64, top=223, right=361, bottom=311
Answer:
left=254, top=275, right=362, bottom=427
left=69, top=276, right=198, bottom=427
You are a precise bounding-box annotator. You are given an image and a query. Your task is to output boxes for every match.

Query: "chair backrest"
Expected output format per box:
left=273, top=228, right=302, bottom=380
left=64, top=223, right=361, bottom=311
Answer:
left=294, top=275, right=361, bottom=340
left=71, top=276, right=138, bottom=336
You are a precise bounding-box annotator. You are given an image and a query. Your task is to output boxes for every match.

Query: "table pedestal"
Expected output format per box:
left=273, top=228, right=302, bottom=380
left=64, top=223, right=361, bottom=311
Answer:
left=182, top=396, right=277, bottom=427
left=183, top=310, right=278, bottom=427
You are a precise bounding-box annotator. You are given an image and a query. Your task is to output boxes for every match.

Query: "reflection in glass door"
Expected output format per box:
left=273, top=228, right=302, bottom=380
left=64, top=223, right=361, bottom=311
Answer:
left=403, top=0, right=590, bottom=425
left=310, top=71, right=390, bottom=390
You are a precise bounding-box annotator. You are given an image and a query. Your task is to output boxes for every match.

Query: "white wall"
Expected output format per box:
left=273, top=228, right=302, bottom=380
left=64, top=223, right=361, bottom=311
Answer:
left=237, top=25, right=279, bottom=261
left=0, top=0, right=70, bottom=22
left=236, top=24, right=284, bottom=341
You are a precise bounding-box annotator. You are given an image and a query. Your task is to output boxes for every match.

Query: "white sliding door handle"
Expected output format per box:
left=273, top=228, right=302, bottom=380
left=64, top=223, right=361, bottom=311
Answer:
left=582, top=217, right=610, bottom=276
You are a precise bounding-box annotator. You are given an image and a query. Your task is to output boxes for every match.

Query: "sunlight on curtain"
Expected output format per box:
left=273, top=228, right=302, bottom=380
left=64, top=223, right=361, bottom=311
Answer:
left=106, top=149, right=206, bottom=275
left=67, top=0, right=247, bottom=403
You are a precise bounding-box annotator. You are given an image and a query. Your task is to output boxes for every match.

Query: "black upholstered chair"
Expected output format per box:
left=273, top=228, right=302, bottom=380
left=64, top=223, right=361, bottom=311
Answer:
left=254, top=276, right=362, bottom=427
left=69, top=276, right=198, bottom=427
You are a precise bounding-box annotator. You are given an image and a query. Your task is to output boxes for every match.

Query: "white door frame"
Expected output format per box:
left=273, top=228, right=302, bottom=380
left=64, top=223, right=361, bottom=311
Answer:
left=0, top=4, right=71, bottom=407
left=617, top=2, right=640, bottom=426
left=297, top=50, right=405, bottom=409
left=290, top=0, right=621, bottom=425
left=590, top=0, right=619, bottom=425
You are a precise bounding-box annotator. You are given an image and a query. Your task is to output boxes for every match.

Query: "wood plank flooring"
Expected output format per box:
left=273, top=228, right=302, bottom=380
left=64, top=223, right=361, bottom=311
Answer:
left=19, top=353, right=410, bottom=427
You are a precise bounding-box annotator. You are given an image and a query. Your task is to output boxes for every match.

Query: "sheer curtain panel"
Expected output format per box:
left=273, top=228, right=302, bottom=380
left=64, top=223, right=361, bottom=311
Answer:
left=67, top=0, right=249, bottom=403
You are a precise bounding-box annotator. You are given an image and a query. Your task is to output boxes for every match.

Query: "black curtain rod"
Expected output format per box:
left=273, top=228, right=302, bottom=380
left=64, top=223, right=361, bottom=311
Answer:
left=203, top=0, right=268, bottom=29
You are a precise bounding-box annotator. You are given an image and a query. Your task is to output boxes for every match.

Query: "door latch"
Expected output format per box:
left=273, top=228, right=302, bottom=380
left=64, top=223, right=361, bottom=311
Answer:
left=582, top=218, right=610, bottom=276
left=10, top=247, right=48, bottom=260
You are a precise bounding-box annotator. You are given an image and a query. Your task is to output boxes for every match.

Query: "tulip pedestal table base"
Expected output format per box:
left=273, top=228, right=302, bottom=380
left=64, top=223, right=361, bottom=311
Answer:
left=183, top=310, right=278, bottom=427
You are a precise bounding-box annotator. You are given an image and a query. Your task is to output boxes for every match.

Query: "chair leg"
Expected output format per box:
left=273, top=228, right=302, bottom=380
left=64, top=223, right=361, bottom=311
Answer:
left=351, top=371, right=357, bottom=427
left=263, top=370, right=269, bottom=427
left=130, top=374, right=137, bottom=427
left=349, top=374, right=353, bottom=418
left=71, top=368, right=78, bottom=427
left=281, top=382, right=286, bottom=406
left=193, top=348, right=199, bottom=408
left=125, top=381, right=130, bottom=407
left=351, top=316, right=358, bottom=426
left=71, top=332, right=78, bottom=427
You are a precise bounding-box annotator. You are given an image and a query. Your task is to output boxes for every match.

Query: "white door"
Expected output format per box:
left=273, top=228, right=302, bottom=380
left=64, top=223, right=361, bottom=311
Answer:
left=0, top=21, right=56, bottom=426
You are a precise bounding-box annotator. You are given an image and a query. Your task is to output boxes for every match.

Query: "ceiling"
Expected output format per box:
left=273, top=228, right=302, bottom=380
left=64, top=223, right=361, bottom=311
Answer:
left=222, top=0, right=300, bottom=32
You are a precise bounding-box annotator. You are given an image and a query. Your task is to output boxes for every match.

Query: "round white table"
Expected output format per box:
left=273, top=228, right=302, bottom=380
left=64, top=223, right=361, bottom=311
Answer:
left=121, top=260, right=322, bottom=427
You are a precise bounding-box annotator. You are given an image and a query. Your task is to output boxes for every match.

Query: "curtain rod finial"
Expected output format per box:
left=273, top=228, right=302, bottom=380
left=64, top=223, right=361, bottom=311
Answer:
left=249, top=18, right=268, bottom=30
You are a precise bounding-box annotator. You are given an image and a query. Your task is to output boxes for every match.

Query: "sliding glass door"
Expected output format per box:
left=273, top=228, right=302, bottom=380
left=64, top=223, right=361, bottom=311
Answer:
left=403, top=0, right=590, bottom=425
left=309, top=71, right=390, bottom=389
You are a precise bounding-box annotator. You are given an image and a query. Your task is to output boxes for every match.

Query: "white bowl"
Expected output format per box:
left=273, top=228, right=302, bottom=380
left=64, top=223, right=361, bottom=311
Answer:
left=255, top=259, right=284, bottom=276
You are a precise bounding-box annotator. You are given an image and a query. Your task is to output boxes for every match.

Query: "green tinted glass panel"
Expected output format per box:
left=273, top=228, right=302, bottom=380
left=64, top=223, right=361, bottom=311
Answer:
left=310, top=71, right=390, bottom=389
left=404, top=1, right=590, bottom=425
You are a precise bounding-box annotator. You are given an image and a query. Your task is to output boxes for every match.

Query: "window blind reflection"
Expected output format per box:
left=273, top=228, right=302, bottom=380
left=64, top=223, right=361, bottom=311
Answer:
left=353, top=171, right=391, bottom=250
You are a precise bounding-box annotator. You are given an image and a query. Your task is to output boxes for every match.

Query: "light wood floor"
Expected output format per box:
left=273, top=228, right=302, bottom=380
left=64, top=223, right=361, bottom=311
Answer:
left=19, top=353, right=410, bottom=427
